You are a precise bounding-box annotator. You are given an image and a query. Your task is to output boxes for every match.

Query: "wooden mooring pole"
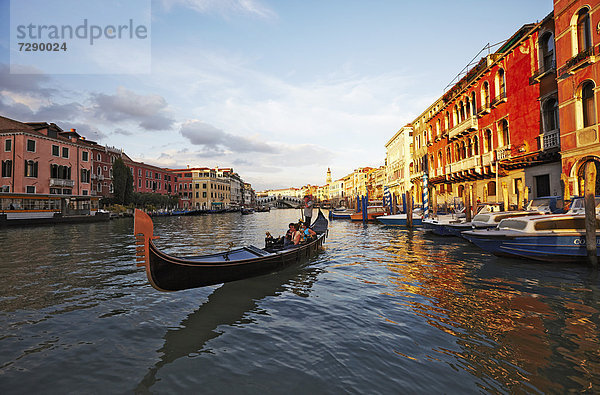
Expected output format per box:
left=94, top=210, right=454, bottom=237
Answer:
left=407, top=190, right=413, bottom=228
left=464, top=187, right=472, bottom=223
left=584, top=163, right=597, bottom=266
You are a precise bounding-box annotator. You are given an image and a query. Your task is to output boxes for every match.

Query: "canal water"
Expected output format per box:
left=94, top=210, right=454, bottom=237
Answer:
left=1, top=209, right=599, bottom=393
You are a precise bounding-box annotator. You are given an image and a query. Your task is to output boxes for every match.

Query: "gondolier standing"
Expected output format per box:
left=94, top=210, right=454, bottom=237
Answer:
left=303, top=195, right=314, bottom=227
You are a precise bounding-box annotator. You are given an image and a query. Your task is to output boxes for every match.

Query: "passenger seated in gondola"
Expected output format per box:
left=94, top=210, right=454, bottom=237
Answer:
left=299, top=223, right=316, bottom=243
left=265, top=232, right=283, bottom=249
left=288, top=223, right=302, bottom=246
left=283, top=222, right=298, bottom=247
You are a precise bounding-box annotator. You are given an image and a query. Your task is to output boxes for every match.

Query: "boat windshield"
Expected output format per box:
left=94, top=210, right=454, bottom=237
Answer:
left=498, top=219, right=528, bottom=230
left=527, top=198, right=550, bottom=211
left=568, top=197, right=600, bottom=214
left=473, top=214, right=490, bottom=223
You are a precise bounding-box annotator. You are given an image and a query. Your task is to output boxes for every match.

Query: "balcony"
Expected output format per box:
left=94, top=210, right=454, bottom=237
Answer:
left=452, top=156, right=481, bottom=172
left=496, top=145, right=512, bottom=160
left=91, top=174, right=105, bottom=181
left=530, top=59, right=556, bottom=84
left=448, top=114, right=478, bottom=140
left=490, top=91, right=507, bottom=107
left=481, top=151, right=494, bottom=167
left=477, top=103, right=491, bottom=116
left=558, top=47, right=596, bottom=78
left=50, top=178, right=75, bottom=187
left=542, top=129, right=560, bottom=150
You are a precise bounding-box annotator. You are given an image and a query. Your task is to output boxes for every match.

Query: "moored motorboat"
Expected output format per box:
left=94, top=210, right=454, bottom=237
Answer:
left=350, top=206, right=385, bottom=221
left=424, top=203, right=501, bottom=236
left=330, top=208, right=354, bottom=219
left=133, top=209, right=328, bottom=291
left=462, top=213, right=600, bottom=262
left=423, top=215, right=466, bottom=235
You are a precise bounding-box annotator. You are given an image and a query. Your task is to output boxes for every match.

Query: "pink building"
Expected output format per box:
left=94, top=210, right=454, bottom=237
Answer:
left=1, top=116, right=93, bottom=196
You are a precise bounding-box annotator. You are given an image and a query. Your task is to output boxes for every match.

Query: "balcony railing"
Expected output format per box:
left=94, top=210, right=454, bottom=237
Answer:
left=50, top=178, right=75, bottom=187
left=490, top=91, right=507, bottom=107
left=481, top=151, right=494, bottom=167
left=448, top=114, right=478, bottom=140
left=92, top=174, right=105, bottom=181
left=542, top=129, right=560, bottom=150
left=451, top=156, right=481, bottom=172
left=496, top=145, right=512, bottom=160
left=530, top=59, right=556, bottom=83
left=477, top=102, right=491, bottom=116
left=558, top=47, right=596, bottom=77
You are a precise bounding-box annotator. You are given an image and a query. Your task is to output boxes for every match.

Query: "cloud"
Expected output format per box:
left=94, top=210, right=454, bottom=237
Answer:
left=160, top=0, right=276, bottom=19
left=180, top=119, right=276, bottom=153
left=0, top=64, right=54, bottom=95
left=113, top=128, right=134, bottom=136
left=92, top=87, right=174, bottom=131
left=59, top=122, right=107, bottom=142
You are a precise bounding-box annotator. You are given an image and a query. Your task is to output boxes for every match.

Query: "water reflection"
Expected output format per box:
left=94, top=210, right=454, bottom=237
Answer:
left=135, top=266, right=321, bottom=393
left=380, top=229, right=600, bottom=392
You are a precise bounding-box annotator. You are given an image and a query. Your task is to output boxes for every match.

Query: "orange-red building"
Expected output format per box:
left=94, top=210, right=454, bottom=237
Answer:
left=555, top=0, right=600, bottom=196
left=414, top=15, right=562, bottom=210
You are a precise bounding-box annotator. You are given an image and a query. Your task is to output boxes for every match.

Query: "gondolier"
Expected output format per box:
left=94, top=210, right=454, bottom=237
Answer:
left=303, top=195, right=314, bottom=226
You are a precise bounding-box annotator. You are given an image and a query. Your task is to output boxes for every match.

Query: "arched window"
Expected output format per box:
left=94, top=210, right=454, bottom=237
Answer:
left=485, top=129, right=493, bottom=152
left=540, top=32, right=555, bottom=70
left=473, top=135, right=479, bottom=155
left=581, top=81, right=596, bottom=127
left=453, top=106, right=458, bottom=127
left=465, top=96, right=471, bottom=117
left=498, top=119, right=510, bottom=147
left=437, top=151, right=443, bottom=167
left=487, top=181, right=496, bottom=196
left=495, top=69, right=506, bottom=98
left=481, top=82, right=490, bottom=108
left=445, top=111, right=449, bottom=130
left=446, top=146, right=451, bottom=163
left=436, top=119, right=441, bottom=137
left=471, top=91, right=477, bottom=114
left=458, top=185, right=465, bottom=197
left=467, top=138, right=473, bottom=157
left=543, top=98, right=559, bottom=132
left=459, top=101, right=466, bottom=122
left=577, top=159, right=600, bottom=195
left=576, top=7, right=592, bottom=54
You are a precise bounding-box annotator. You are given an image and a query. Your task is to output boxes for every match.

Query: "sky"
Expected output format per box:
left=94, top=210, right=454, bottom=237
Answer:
left=0, top=0, right=553, bottom=191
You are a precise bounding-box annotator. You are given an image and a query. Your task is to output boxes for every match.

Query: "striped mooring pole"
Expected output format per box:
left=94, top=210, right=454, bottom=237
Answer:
left=423, top=173, right=429, bottom=219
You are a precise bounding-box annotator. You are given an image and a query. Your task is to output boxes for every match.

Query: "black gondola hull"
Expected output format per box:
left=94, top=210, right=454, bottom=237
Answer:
left=147, top=235, right=325, bottom=291
left=134, top=209, right=328, bottom=291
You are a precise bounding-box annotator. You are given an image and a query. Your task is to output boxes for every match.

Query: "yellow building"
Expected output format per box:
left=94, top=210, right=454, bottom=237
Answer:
left=172, top=167, right=230, bottom=209
left=385, top=125, right=413, bottom=201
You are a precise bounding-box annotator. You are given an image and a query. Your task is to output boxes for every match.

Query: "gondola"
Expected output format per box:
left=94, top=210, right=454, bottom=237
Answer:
left=133, top=209, right=328, bottom=291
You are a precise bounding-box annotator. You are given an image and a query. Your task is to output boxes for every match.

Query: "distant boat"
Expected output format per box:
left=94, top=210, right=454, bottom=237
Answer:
left=330, top=208, right=354, bottom=219
left=350, top=206, right=385, bottom=222
left=462, top=213, right=600, bottom=262
left=241, top=208, right=254, bottom=215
